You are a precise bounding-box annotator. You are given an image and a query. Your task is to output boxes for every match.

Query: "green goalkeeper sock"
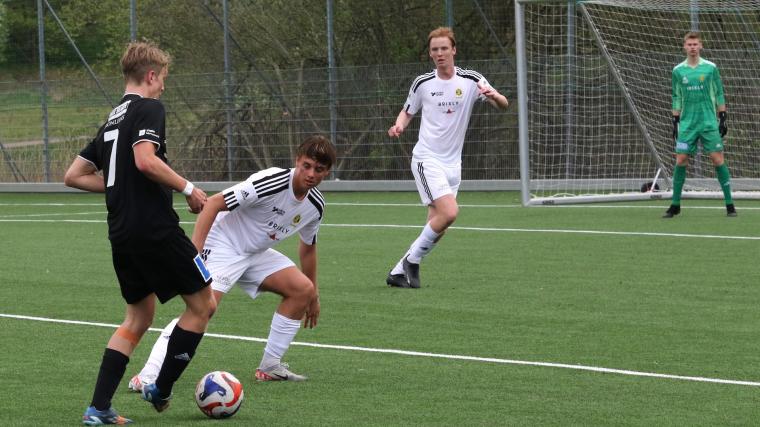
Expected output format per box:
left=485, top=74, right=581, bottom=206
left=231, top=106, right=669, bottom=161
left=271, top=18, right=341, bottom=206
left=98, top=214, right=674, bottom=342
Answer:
left=671, top=165, right=686, bottom=206
left=715, top=163, right=734, bottom=205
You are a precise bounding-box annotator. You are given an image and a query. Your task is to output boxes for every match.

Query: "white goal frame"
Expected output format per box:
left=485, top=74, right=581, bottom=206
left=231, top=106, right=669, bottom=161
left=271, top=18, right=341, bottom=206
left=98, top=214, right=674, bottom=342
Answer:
left=515, top=0, right=760, bottom=205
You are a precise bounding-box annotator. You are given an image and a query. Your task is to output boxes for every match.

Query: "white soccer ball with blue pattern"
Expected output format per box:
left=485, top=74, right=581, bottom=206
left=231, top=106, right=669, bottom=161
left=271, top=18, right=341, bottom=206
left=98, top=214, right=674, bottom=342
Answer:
left=195, top=371, right=244, bottom=418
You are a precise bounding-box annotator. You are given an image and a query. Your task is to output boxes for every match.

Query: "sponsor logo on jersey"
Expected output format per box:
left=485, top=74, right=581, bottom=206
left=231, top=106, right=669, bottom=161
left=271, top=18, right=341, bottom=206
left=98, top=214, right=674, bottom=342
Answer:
left=291, top=214, right=301, bottom=225
left=138, top=129, right=159, bottom=139
left=686, top=84, right=704, bottom=91
left=272, top=206, right=285, bottom=215
left=430, top=91, right=443, bottom=96
left=455, top=88, right=463, bottom=97
left=109, top=100, right=131, bottom=120
left=267, top=220, right=291, bottom=235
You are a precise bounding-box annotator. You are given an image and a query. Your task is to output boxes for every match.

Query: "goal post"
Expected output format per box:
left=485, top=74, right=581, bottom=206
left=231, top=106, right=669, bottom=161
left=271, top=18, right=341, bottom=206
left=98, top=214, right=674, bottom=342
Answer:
left=516, top=0, right=760, bottom=205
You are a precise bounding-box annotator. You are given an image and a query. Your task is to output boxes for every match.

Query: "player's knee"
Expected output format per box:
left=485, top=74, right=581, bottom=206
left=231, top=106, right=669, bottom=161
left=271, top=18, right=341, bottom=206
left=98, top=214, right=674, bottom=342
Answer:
left=441, top=207, right=458, bottom=226
left=293, top=279, right=316, bottom=305
left=205, top=297, right=218, bottom=320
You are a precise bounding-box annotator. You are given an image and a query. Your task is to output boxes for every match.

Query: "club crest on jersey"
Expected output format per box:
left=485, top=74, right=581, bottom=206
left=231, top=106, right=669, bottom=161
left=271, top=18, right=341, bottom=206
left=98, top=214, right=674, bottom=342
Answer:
left=291, top=214, right=301, bottom=226
left=699, top=74, right=705, bottom=82
left=455, top=88, right=463, bottom=97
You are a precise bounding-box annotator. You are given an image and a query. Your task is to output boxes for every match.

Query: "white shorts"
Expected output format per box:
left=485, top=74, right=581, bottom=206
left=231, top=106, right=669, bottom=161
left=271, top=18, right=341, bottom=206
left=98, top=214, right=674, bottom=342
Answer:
left=411, top=157, right=461, bottom=205
left=204, top=246, right=295, bottom=300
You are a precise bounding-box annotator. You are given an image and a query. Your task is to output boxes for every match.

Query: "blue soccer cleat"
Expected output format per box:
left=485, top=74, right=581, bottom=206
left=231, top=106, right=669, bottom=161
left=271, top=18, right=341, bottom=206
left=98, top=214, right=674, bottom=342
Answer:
left=82, top=406, right=132, bottom=425
left=141, top=383, right=172, bottom=412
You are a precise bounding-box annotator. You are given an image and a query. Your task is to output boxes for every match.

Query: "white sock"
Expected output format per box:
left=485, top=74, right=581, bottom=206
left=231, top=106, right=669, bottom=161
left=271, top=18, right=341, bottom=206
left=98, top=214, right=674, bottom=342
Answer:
left=259, top=312, right=301, bottom=370
left=390, top=252, right=409, bottom=275
left=407, top=223, right=440, bottom=264
left=138, top=317, right=179, bottom=380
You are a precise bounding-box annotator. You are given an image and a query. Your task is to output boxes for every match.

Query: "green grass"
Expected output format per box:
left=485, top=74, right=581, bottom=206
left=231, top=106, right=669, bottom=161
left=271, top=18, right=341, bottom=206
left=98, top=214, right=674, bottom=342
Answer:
left=1, top=191, right=759, bottom=426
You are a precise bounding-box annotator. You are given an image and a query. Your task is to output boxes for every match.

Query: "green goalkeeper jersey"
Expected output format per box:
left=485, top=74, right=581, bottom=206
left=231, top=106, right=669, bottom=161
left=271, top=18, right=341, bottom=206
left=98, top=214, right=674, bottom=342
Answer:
left=672, top=57, right=725, bottom=130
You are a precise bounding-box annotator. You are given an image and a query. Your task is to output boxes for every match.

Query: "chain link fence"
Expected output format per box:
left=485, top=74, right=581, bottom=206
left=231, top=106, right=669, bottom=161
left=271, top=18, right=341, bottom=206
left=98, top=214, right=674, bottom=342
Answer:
left=0, top=0, right=518, bottom=185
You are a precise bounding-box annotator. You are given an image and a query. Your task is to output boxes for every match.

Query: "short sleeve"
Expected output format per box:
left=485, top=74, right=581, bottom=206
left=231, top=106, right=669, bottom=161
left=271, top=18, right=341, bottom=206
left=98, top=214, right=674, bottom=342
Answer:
left=221, top=178, right=259, bottom=211
left=78, top=136, right=101, bottom=170
left=131, top=100, right=165, bottom=148
left=298, top=218, right=321, bottom=246
left=403, top=82, right=423, bottom=115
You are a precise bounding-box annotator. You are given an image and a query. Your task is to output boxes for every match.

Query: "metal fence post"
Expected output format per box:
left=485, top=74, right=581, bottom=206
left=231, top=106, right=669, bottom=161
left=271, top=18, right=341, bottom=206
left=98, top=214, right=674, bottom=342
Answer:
left=37, top=0, right=50, bottom=183
left=130, top=0, right=137, bottom=41
left=326, top=0, right=337, bottom=177
left=223, top=0, right=234, bottom=181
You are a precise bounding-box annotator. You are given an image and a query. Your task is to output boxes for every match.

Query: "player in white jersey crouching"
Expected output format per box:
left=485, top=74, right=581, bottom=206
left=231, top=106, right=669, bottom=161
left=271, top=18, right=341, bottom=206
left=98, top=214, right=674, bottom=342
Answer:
left=386, top=27, right=508, bottom=289
left=129, top=135, right=335, bottom=387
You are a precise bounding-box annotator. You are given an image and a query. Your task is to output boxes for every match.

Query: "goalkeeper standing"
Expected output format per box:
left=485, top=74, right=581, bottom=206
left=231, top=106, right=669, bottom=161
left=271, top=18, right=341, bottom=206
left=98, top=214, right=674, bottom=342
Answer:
left=664, top=31, right=736, bottom=218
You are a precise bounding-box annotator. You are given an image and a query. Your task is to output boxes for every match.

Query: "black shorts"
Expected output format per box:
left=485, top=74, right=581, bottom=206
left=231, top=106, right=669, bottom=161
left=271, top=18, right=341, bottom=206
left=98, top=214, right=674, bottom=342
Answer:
left=112, top=231, right=212, bottom=304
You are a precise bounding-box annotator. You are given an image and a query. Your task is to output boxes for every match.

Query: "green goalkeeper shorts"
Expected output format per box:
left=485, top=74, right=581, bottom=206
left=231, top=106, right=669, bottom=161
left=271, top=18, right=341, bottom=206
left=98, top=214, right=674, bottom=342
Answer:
left=675, top=127, right=723, bottom=155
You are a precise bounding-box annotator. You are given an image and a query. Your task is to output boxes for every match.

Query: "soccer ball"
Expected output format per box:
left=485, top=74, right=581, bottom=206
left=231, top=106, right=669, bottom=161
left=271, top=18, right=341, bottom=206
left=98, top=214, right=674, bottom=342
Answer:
left=195, top=371, right=244, bottom=419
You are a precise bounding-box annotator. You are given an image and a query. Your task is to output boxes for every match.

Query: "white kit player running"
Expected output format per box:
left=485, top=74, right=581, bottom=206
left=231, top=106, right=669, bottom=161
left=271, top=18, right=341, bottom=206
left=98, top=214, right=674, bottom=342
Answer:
left=129, top=136, right=336, bottom=387
left=386, top=27, right=508, bottom=289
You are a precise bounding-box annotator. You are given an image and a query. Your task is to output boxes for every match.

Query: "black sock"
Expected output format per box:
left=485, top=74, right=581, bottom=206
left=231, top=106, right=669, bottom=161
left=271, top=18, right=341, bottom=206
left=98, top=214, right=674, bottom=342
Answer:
left=155, top=325, right=204, bottom=396
left=90, top=348, right=129, bottom=411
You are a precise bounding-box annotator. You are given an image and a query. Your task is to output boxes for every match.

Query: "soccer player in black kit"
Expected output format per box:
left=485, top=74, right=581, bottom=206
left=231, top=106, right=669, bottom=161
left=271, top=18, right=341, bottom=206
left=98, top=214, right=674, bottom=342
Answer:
left=65, top=41, right=217, bottom=425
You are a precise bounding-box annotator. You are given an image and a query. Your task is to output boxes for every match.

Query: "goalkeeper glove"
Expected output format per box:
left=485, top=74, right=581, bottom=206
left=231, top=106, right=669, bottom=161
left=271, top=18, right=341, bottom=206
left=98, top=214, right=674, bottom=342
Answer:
left=671, top=115, right=680, bottom=140
left=718, top=111, right=727, bottom=137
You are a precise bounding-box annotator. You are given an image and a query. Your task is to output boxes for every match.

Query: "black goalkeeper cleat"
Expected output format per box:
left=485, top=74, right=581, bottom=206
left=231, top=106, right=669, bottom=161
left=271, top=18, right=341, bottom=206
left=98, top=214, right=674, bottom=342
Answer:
left=726, top=204, right=737, bottom=217
left=402, top=256, right=421, bottom=289
left=386, top=272, right=410, bottom=288
left=662, top=205, right=680, bottom=218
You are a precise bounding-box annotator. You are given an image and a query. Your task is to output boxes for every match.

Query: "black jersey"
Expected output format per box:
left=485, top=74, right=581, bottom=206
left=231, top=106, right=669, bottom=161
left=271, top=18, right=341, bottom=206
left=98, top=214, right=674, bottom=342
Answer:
left=78, top=93, right=179, bottom=248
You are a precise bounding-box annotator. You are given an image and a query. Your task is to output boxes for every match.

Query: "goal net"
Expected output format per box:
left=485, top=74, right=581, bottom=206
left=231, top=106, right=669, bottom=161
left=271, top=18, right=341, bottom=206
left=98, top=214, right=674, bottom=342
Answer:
left=515, top=0, right=760, bottom=205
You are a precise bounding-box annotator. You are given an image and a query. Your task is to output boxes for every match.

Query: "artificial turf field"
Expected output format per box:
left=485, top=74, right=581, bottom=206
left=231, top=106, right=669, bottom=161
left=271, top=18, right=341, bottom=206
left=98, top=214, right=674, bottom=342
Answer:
left=1, top=191, right=759, bottom=426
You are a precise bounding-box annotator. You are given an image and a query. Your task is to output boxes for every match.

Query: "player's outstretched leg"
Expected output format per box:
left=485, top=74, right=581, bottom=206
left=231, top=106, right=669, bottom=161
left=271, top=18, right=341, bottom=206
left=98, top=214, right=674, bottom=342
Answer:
left=128, top=317, right=179, bottom=392
left=256, top=312, right=307, bottom=382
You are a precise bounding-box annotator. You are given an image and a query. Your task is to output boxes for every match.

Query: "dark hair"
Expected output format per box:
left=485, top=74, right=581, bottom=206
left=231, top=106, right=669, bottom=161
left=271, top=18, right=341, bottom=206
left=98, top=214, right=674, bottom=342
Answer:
left=297, top=135, right=336, bottom=169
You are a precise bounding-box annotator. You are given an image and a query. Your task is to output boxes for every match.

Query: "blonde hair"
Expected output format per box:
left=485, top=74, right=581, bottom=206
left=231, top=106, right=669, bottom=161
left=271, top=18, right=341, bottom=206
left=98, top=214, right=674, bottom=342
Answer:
left=120, top=41, right=171, bottom=84
left=428, top=27, right=456, bottom=49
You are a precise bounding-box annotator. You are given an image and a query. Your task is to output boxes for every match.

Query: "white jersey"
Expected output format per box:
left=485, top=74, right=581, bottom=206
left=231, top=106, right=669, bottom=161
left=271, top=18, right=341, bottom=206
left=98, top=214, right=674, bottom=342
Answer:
left=403, top=67, right=489, bottom=165
left=205, top=167, right=325, bottom=254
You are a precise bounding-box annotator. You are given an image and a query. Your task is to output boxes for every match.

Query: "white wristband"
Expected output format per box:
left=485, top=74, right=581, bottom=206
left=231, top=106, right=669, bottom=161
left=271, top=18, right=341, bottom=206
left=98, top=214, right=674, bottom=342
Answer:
left=181, top=181, right=194, bottom=196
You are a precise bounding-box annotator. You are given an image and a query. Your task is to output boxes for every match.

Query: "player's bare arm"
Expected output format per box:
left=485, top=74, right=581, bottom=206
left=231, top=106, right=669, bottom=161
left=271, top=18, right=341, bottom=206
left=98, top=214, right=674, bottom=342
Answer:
left=478, top=82, right=508, bottom=110
left=299, top=240, right=320, bottom=329
left=64, top=157, right=105, bottom=193
left=133, top=140, right=207, bottom=213
left=388, top=110, right=414, bottom=138
left=190, top=193, right=228, bottom=251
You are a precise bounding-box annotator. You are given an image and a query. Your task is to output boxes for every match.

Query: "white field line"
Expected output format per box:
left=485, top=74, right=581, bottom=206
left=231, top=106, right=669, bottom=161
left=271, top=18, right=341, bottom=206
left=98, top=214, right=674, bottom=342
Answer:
left=1, top=217, right=759, bottom=240
left=2, top=202, right=760, bottom=210
left=1, top=313, right=758, bottom=387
